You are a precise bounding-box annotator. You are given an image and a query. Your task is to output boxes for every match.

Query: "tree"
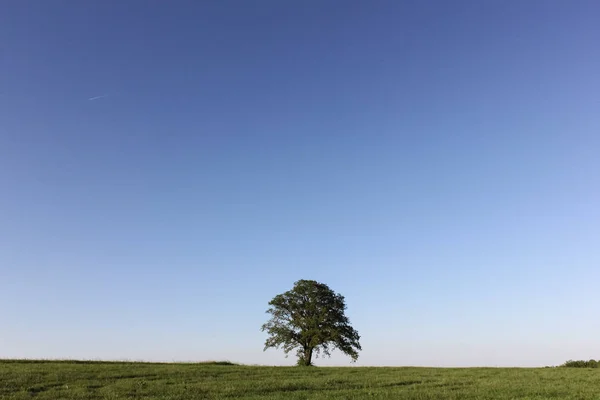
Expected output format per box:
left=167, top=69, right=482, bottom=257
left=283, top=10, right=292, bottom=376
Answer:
left=261, top=279, right=361, bottom=366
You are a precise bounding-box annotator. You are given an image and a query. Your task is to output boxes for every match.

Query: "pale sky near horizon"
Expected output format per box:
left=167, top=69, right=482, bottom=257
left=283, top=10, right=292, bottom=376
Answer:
left=1, top=0, right=599, bottom=367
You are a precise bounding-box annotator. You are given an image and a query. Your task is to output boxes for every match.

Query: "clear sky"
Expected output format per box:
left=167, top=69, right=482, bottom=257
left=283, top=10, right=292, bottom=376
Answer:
left=1, top=0, right=599, bottom=367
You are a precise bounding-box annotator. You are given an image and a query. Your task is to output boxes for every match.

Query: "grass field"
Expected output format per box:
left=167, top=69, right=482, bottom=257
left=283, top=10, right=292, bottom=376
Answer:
left=1, top=360, right=598, bottom=399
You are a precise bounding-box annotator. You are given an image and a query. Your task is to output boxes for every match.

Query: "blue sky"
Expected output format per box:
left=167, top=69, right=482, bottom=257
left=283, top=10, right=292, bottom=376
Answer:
left=1, top=0, right=599, bottom=367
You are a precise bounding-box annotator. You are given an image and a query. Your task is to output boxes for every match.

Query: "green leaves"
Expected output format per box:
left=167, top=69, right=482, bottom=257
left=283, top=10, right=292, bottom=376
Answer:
left=261, top=280, right=361, bottom=366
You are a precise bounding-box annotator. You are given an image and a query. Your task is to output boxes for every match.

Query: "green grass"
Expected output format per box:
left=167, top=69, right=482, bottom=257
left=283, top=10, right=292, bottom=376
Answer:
left=1, top=360, right=599, bottom=399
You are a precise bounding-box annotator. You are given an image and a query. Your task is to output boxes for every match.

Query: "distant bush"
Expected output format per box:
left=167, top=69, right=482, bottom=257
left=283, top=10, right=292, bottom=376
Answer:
left=197, top=361, right=236, bottom=366
left=561, top=359, right=598, bottom=368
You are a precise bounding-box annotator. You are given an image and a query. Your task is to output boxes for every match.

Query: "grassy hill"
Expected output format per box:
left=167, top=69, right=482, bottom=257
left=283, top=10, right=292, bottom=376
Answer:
left=1, top=360, right=599, bottom=399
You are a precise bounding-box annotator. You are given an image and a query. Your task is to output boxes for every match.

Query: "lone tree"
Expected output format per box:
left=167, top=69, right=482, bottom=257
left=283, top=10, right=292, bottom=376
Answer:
left=261, top=279, right=361, bottom=366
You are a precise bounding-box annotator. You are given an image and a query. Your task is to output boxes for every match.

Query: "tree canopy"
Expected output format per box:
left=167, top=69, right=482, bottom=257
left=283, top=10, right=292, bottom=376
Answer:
left=261, top=279, right=361, bottom=366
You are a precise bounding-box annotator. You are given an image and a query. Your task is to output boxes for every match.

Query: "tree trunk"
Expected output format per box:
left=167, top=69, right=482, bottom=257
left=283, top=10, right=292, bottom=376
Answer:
left=303, top=347, right=313, bottom=366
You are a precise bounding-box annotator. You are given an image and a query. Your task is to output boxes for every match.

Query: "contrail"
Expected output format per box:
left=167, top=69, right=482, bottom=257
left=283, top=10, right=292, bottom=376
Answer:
left=88, top=95, right=109, bottom=101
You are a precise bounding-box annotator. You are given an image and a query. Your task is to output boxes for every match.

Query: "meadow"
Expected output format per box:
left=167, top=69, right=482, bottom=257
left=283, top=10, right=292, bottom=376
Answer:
left=1, top=360, right=599, bottom=399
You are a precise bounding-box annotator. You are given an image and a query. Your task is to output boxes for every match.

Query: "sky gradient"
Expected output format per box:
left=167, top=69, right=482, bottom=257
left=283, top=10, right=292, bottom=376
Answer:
left=1, top=0, right=599, bottom=367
